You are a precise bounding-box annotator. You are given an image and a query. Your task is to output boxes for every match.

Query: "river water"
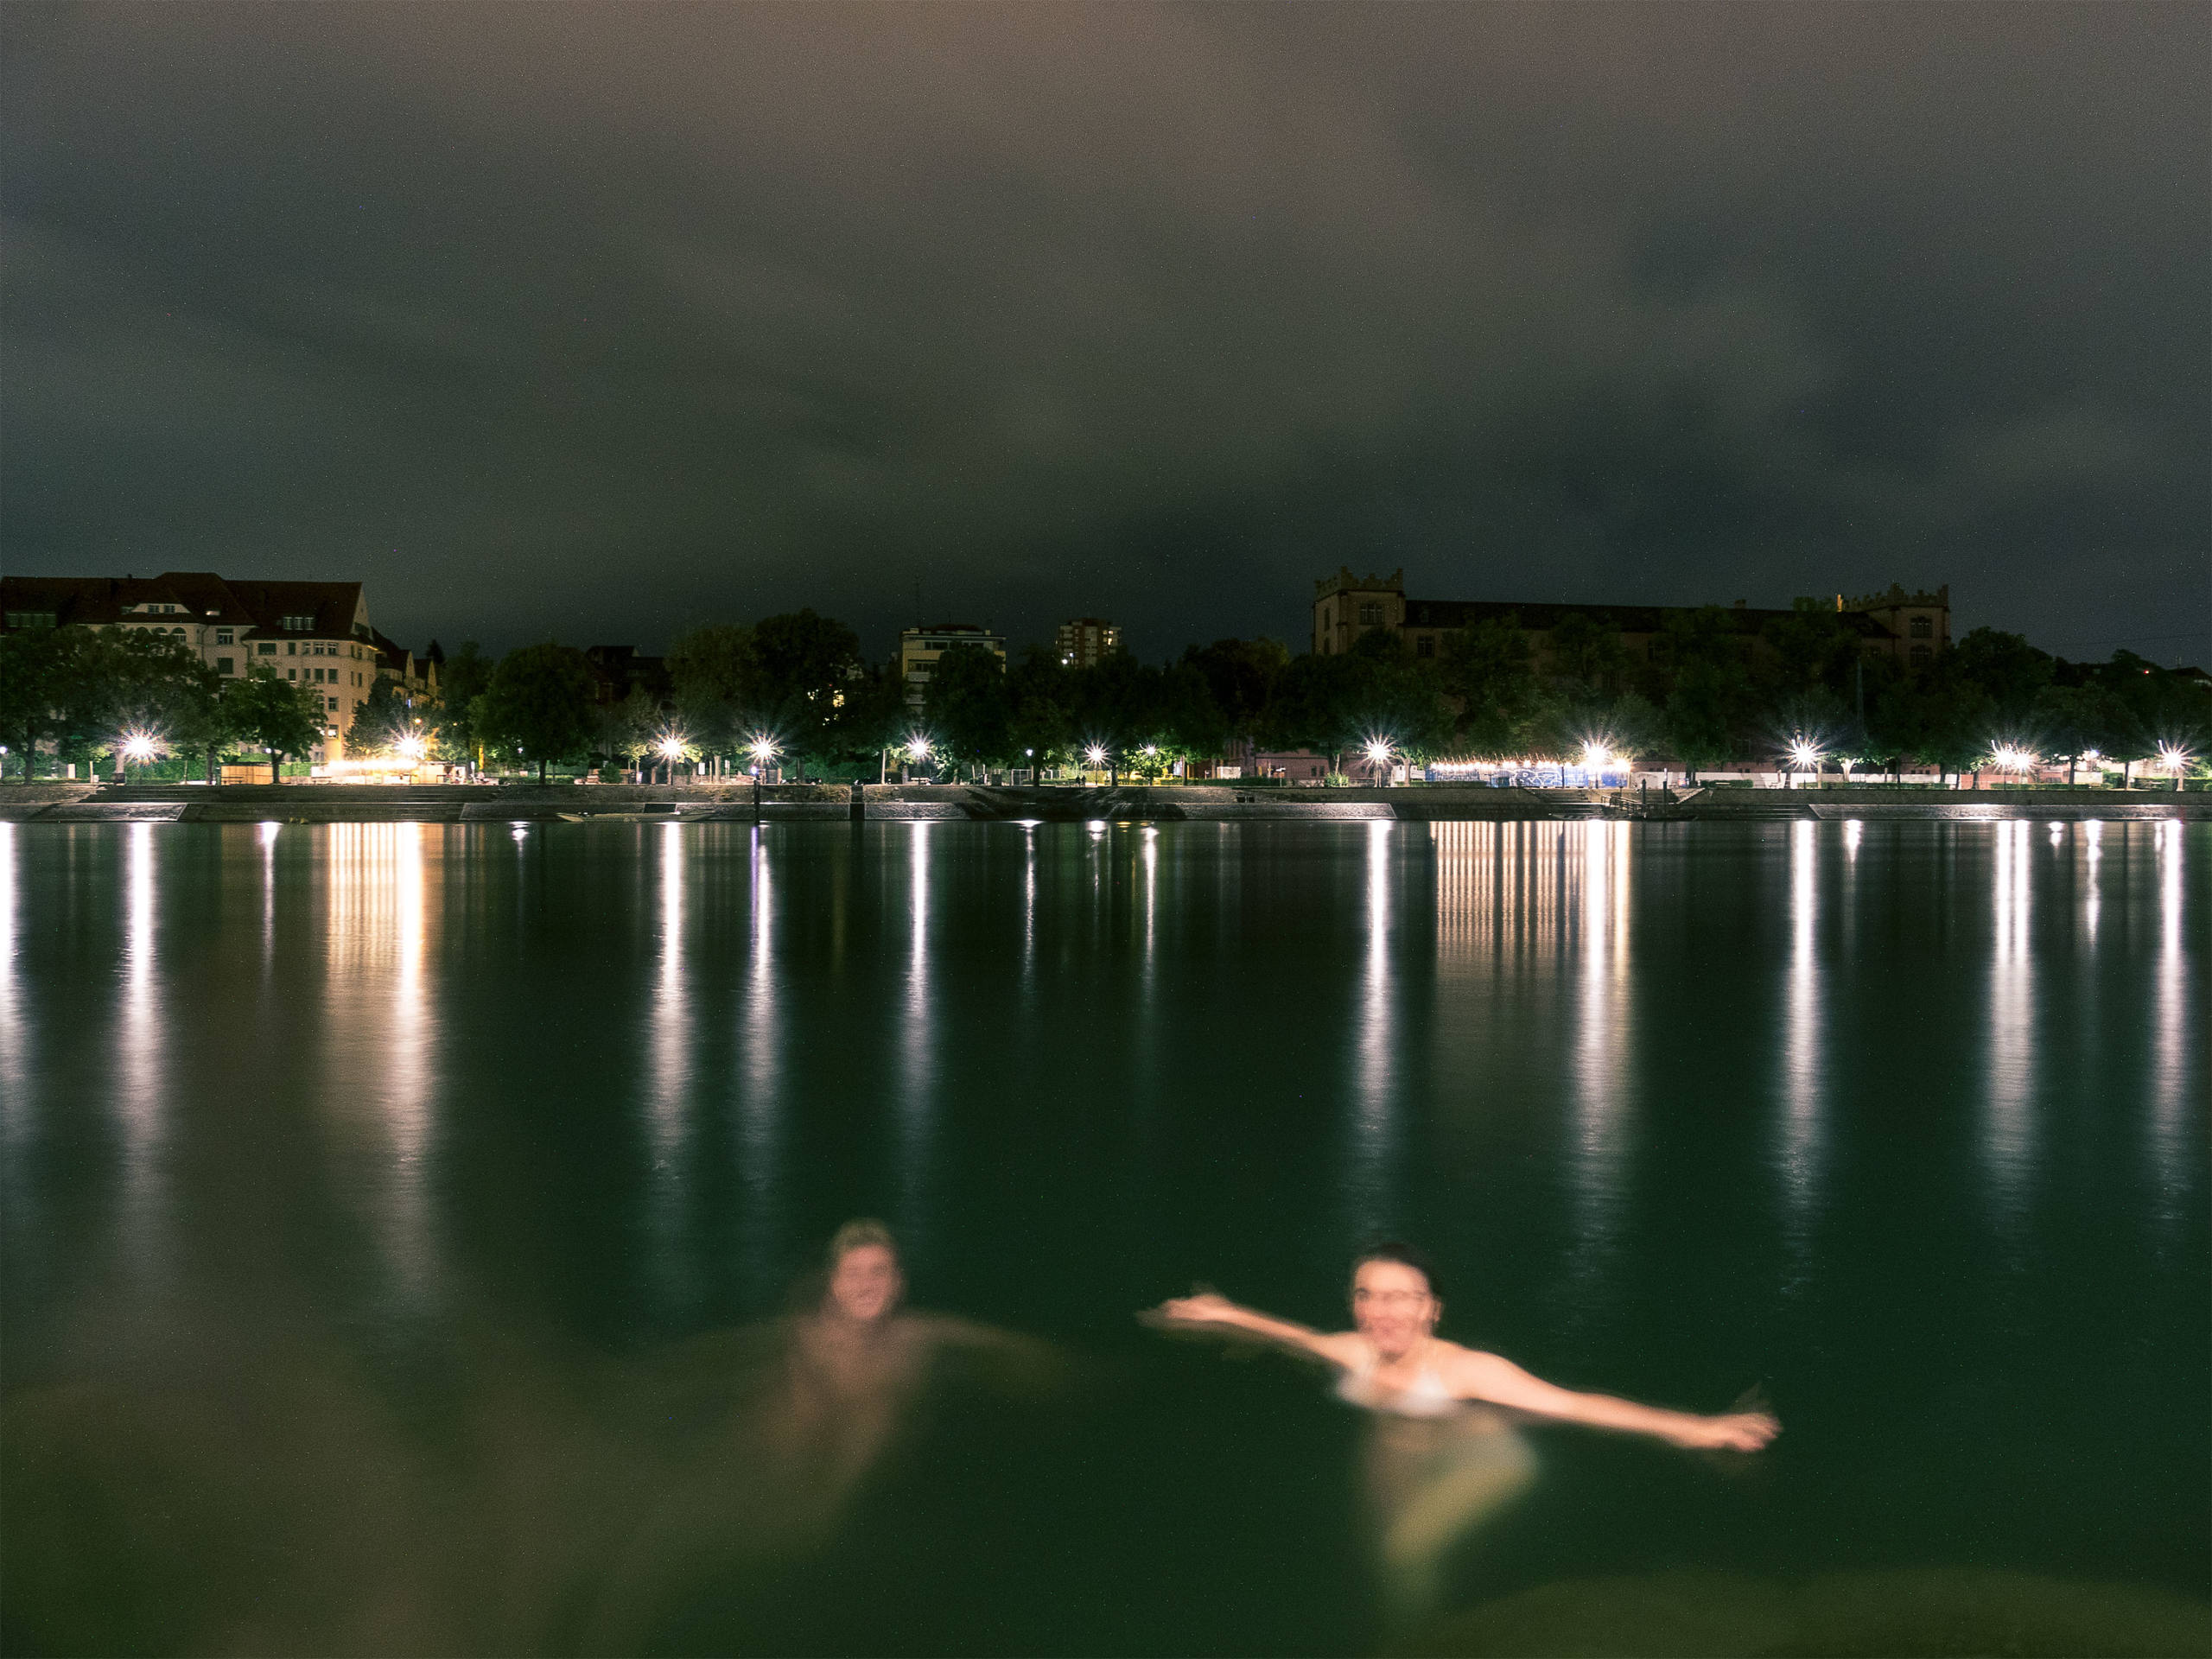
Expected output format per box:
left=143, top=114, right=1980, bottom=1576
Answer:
left=2, top=818, right=2205, bottom=1656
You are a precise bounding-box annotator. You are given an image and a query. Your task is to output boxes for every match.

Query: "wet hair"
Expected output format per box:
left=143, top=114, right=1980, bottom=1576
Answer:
left=1351, top=1241, right=1441, bottom=1300
left=826, top=1217, right=899, bottom=1271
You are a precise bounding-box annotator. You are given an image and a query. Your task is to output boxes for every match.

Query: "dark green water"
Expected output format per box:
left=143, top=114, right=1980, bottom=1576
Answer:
left=3, top=818, right=2205, bottom=1656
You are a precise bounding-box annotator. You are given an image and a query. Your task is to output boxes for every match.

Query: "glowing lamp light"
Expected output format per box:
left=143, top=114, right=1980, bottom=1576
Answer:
left=1084, top=744, right=1108, bottom=766
left=656, top=734, right=689, bottom=762
left=1787, top=737, right=1824, bottom=772
left=393, top=734, right=426, bottom=765
left=1365, top=739, right=1395, bottom=766
left=905, top=734, right=931, bottom=763
left=1989, top=744, right=2037, bottom=774
left=2158, top=742, right=2192, bottom=775
left=749, top=734, right=779, bottom=763
left=118, top=730, right=162, bottom=766
left=1578, top=740, right=1612, bottom=772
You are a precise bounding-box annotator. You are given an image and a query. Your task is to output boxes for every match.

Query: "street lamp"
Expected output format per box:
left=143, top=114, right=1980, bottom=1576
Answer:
left=655, top=731, right=690, bottom=787
left=2158, top=742, right=2192, bottom=790
left=1786, top=734, right=1824, bottom=788
left=117, top=728, right=162, bottom=784
left=1989, top=743, right=2037, bottom=779
left=1365, top=736, right=1396, bottom=785
left=748, top=734, right=779, bottom=819
left=904, top=734, right=931, bottom=784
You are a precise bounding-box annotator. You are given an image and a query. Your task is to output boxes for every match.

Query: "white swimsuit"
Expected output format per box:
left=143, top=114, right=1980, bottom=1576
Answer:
left=1335, top=1345, right=1461, bottom=1418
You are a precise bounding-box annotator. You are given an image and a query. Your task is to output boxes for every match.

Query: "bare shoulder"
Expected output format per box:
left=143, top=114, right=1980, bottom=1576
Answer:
left=1433, top=1343, right=1546, bottom=1395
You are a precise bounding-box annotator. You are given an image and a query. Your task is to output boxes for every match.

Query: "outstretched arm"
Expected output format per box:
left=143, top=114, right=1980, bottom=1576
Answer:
left=1446, top=1351, right=1778, bottom=1452
left=1141, top=1292, right=1361, bottom=1368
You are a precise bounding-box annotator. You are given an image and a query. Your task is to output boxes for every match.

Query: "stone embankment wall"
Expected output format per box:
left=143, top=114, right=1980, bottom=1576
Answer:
left=1, top=781, right=2204, bottom=824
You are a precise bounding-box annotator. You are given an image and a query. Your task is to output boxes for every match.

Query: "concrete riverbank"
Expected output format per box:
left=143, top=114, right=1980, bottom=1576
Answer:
left=3, top=780, right=2205, bottom=823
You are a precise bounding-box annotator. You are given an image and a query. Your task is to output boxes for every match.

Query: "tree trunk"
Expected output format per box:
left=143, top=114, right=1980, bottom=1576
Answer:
left=538, top=758, right=548, bottom=784
left=268, top=747, right=282, bottom=785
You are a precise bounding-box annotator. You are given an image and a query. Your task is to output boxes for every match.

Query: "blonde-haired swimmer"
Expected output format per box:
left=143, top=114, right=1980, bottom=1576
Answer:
left=1145, top=1243, right=1777, bottom=1624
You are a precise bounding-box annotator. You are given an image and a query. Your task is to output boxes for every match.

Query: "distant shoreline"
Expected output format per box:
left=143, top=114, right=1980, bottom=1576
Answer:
left=4, top=781, right=2206, bottom=824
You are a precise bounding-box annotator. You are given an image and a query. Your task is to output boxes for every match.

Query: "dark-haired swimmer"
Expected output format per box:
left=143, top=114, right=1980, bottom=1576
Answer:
left=589, top=1222, right=1058, bottom=1648
left=1146, top=1243, right=1777, bottom=1621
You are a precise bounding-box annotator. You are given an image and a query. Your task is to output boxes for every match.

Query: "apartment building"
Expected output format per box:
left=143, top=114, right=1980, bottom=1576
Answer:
left=1056, top=617, right=1122, bottom=671
left=0, top=571, right=393, bottom=764
left=898, top=621, right=1004, bottom=709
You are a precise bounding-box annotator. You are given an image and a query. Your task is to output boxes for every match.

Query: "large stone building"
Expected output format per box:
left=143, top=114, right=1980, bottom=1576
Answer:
left=1312, top=569, right=1951, bottom=672
left=0, top=571, right=403, bottom=764
left=899, top=621, right=1004, bottom=709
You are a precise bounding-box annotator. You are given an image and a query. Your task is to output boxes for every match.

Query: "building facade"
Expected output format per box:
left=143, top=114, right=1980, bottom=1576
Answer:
left=1313, top=569, right=1950, bottom=671
left=1056, top=617, right=1122, bottom=671
left=898, top=622, right=1005, bottom=709
left=0, top=571, right=394, bottom=764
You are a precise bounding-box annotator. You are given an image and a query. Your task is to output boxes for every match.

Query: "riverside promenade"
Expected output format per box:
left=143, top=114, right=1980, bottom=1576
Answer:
left=4, top=781, right=2206, bottom=824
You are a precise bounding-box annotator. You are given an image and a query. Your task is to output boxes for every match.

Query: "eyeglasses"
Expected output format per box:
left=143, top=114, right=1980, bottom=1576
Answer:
left=1352, top=1289, right=1431, bottom=1306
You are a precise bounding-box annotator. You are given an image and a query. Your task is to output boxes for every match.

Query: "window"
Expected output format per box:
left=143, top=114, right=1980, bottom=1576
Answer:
left=282, top=613, right=314, bottom=631
left=1357, top=601, right=1383, bottom=626
left=217, top=658, right=234, bottom=675
left=287, top=641, right=297, bottom=655
left=1910, top=645, right=1931, bottom=667
left=1415, top=635, right=1434, bottom=658
left=327, top=696, right=339, bottom=712
left=1909, top=615, right=1933, bottom=639
left=257, top=642, right=276, bottom=655
left=216, top=628, right=233, bottom=645
left=287, top=668, right=297, bottom=680
left=5, top=612, right=57, bottom=629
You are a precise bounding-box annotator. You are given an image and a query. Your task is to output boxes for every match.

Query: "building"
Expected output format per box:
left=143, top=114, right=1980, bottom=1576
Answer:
left=583, top=645, right=670, bottom=709
left=374, top=630, right=441, bottom=700
left=898, top=622, right=1004, bottom=709
left=0, top=571, right=391, bottom=764
left=1056, top=617, right=1122, bottom=671
left=1313, top=569, right=1949, bottom=671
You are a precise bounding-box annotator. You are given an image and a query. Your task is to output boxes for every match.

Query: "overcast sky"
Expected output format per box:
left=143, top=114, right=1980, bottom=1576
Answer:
left=6, top=3, right=2205, bottom=664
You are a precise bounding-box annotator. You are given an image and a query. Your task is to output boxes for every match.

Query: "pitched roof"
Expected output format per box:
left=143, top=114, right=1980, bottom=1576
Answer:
left=0, top=572, right=365, bottom=639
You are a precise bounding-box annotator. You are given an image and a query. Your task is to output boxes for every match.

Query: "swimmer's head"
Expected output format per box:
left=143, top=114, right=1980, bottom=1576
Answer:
left=1351, top=1243, right=1441, bottom=1356
left=824, top=1218, right=904, bottom=1323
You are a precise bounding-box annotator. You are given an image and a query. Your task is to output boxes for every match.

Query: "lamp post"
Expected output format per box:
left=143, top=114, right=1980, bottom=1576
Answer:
left=656, top=734, right=689, bottom=788
left=749, top=734, right=779, bottom=821
left=117, top=729, right=161, bottom=785
left=1365, top=738, right=1395, bottom=787
left=1787, top=736, right=1824, bottom=790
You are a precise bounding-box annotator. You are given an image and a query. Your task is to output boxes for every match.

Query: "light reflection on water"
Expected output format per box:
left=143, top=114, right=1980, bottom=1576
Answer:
left=0, top=818, right=2202, bottom=1656
left=1986, top=819, right=2036, bottom=1242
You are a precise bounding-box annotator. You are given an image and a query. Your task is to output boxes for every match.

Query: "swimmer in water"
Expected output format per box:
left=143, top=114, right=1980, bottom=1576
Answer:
left=589, top=1221, right=1058, bottom=1648
left=1145, top=1242, right=1777, bottom=1624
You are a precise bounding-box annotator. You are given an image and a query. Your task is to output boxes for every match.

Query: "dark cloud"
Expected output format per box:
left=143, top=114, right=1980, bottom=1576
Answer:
left=4, top=2, right=2204, bottom=663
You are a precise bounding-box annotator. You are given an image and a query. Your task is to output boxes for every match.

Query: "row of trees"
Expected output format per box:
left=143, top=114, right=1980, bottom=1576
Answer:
left=0, top=626, right=326, bottom=782
left=913, top=607, right=2209, bottom=781
left=3, top=601, right=2204, bottom=784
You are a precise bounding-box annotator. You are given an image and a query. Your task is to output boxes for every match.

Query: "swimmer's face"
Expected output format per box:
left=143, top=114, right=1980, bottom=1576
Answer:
left=828, top=1243, right=903, bottom=1323
left=1351, top=1259, right=1438, bottom=1354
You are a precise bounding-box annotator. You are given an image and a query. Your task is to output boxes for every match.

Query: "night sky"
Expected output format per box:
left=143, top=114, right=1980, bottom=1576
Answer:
left=5, top=3, right=2205, bottom=664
